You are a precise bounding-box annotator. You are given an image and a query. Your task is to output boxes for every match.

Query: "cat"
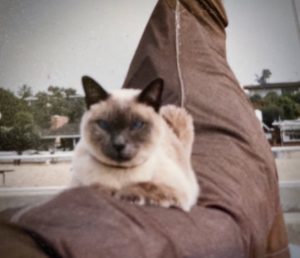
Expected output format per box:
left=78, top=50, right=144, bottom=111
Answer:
left=69, top=76, right=199, bottom=211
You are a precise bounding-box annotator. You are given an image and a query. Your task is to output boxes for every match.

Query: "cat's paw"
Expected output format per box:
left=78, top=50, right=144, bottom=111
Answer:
left=113, top=182, right=181, bottom=209
left=160, top=105, right=194, bottom=145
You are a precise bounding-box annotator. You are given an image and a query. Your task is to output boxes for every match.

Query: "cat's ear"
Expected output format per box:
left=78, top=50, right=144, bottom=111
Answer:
left=82, top=76, right=109, bottom=109
left=137, top=78, right=164, bottom=112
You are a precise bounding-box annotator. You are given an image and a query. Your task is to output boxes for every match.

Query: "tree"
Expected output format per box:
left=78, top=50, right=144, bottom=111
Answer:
left=64, top=88, right=76, bottom=98
left=48, top=86, right=64, bottom=98
left=47, top=87, right=84, bottom=122
left=291, top=92, right=300, bottom=104
left=30, top=91, right=51, bottom=128
left=13, top=112, right=34, bottom=128
left=255, top=69, right=272, bottom=85
left=0, top=126, right=12, bottom=150
left=0, top=111, right=40, bottom=153
left=10, top=112, right=40, bottom=153
left=276, top=96, right=299, bottom=120
left=64, top=96, right=85, bottom=122
left=264, top=91, right=279, bottom=105
left=17, top=85, right=33, bottom=100
left=249, top=94, right=263, bottom=109
left=0, top=88, right=28, bottom=127
left=262, top=105, right=282, bottom=127
left=31, top=87, right=84, bottom=128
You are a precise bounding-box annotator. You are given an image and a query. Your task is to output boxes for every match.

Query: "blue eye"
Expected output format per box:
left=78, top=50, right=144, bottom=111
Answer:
left=131, top=120, right=144, bottom=130
left=97, top=119, right=110, bottom=131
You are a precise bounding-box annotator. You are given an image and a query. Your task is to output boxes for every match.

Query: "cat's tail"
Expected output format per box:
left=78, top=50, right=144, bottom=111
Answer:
left=160, top=105, right=194, bottom=156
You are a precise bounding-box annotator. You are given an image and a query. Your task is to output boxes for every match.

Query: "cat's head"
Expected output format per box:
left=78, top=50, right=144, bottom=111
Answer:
left=80, top=76, right=164, bottom=168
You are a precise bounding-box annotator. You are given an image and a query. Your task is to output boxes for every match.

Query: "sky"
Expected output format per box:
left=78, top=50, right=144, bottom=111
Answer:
left=0, top=0, right=300, bottom=95
left=225, top=0, right=300, bottom=86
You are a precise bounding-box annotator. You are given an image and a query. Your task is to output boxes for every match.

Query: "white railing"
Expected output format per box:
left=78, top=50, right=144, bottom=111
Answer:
left=0, top=152, right=73, bottom=163
left=0, top=186, right=65, bottom=196
left=272, top=146, right=300, bottom=159
left=272, top=146, right=300, bottom=153
left=0, top=146, right=299, bottom=163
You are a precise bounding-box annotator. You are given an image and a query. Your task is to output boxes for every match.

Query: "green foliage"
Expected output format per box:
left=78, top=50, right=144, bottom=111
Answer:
left=31, top=91, right=51, bottom=128
left=290, top=92, right=300, bottom=104
left=0, top=88, right=29, bottom=127
left=17, top=84, right=33, bottom=99
left=261, top=105, right=282, bottom=127
left=8, top=113, right=40, bottom=153
left=13, top=112, right=34, bottom=128
left=30, top=86, right=85, bottom=128
left=249, top=91, right=300, bottom=127
left=264, top=91, right=279, bottom=104
left=0, top=126, right=12, bottom=150
left=250, top=94, right=263, bottom=109
left=64, top=88, right=76, bottom=97
left=276, top=96, right=298, bottom=120
left=250, top=94, right=262, bottom=102
left=0, top=111, right=40, bottom=152
left=0, top=84, right=84, bottom=152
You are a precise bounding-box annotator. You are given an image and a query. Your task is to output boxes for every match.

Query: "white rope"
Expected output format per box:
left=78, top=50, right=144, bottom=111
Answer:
left=175, top=0, right=185, bottom=107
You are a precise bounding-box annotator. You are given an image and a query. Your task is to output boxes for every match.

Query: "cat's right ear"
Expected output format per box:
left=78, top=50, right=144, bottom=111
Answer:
left=82, top=76, right=109, bottom=109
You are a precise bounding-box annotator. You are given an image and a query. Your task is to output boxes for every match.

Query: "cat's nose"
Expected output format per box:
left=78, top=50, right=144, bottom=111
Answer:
left=113, top=143, right=125, bottom=152
left=113, top=136, right=126, bottom=153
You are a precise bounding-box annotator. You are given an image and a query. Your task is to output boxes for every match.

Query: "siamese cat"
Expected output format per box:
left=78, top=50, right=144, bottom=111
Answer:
left=70, top=76, right=199, bottom=211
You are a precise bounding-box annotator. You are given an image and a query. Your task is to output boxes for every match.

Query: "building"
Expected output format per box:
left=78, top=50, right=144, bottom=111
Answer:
left=50, top=115, right=69, bottom=130
left=40, top=115, right=80, bottom=151
left=244, top=81, right=300, bottom=98
left=272, top=119, right=300, bottom=145
left=41, top=122, right=80, bottom=151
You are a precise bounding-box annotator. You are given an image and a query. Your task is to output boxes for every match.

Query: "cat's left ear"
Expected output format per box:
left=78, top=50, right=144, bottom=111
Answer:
left=137, top=78, right=164, bottom=112
left=82, top=76, right=110, bottom=109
